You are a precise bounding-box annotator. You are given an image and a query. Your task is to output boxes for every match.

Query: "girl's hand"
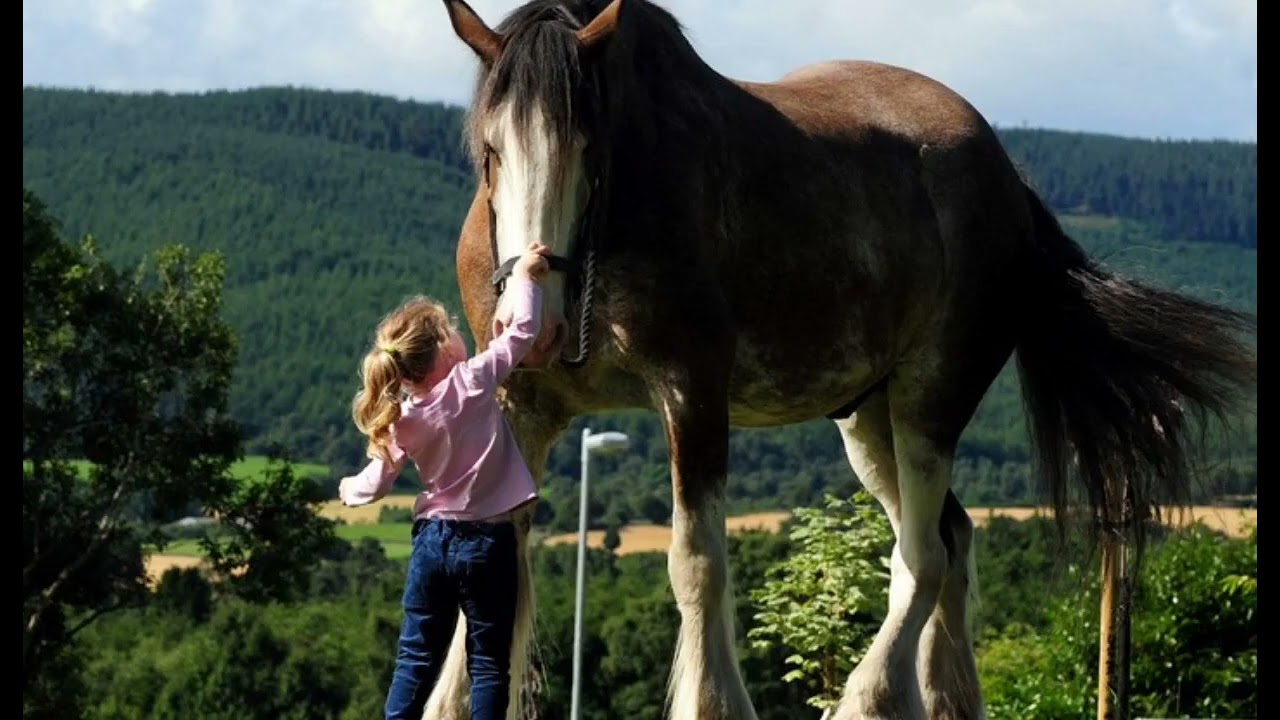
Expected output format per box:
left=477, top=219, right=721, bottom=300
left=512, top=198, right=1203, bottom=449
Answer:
left=513, top=242, right=551, bottom=281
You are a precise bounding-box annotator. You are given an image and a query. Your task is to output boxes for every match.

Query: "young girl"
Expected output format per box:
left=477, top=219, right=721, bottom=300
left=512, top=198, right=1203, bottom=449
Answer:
left=339, top=241, right=551, bottom=720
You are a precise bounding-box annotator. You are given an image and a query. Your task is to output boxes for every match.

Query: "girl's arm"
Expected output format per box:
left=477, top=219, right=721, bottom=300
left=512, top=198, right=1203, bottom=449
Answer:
left=338, top=442, right=407, bottom=506
left=462, top=274, right=543, bottom=390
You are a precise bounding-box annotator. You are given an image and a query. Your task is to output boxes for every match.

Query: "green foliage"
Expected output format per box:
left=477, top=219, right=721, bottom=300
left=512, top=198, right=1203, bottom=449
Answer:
left=46, top=513, right=1256, bottom=720
left=377, top=505, right=416, bottom=524
left=23, top=190, right=339, bottom=697
left=23, top=188, right=240, bottom=687
left=152, top=568, right=215, bottom=623
left=603, top=524, right=622, bottom=554
left=202, top=451, right=341, bottom=604
left=977, top=525, right=1258, bottom=719
left=747, top=492, right=894, bottom=711
left=21, top=87, right=1258, bottom=516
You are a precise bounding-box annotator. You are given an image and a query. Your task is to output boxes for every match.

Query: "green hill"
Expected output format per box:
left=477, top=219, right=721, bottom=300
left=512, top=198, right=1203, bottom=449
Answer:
left=22, top=86, right=1257, bottom=527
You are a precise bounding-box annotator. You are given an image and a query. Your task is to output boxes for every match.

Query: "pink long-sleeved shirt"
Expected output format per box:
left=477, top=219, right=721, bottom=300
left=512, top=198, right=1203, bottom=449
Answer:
left=338, top=275, right=543, bottom=521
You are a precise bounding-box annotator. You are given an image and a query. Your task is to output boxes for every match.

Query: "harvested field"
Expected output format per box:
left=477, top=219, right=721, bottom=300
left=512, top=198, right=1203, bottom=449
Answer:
left=968, top=505, right=1257, bottom=538
left=541, top=511, right=791, bottom=556
left=540, top=505, right=1256, bottom=556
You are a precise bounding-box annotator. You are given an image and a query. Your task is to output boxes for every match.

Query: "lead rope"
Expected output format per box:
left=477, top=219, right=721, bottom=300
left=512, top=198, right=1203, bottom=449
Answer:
left=559, top=242, right=596, bottom=369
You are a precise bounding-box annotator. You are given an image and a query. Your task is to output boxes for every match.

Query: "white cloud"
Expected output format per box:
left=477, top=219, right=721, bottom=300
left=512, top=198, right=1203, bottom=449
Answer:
left=22, top=0, right=1257, bottom=141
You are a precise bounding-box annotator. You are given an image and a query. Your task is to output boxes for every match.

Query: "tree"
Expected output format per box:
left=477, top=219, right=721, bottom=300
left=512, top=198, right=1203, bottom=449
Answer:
left=747, top=492, right=894, bottom=714
left=202, top=450, right=342, bottom=604
left=603, top=524, right=622, bottom=555
left=22, top=190, right=336, bottom=692
left=23, top=188, right=240, bottom=687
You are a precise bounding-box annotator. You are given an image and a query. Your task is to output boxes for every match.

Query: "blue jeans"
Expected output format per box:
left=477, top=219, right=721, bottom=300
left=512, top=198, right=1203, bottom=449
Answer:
left=384, top=518, right=519, bottom=720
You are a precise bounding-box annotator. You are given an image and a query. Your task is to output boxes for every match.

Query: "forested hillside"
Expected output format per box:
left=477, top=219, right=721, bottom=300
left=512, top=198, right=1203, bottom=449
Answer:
left=21, top=86, right=1257, bottom=523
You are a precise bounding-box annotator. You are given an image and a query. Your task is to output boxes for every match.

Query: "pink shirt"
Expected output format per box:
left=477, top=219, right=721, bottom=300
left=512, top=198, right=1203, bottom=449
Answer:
left=338, top=276, right=543, bottom=521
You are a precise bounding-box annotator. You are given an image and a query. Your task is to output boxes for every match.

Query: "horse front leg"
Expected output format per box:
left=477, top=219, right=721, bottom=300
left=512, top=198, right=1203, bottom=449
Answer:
left=658, top=380, right=759, bottom=720
left=422, top=389, right=569, bottom=720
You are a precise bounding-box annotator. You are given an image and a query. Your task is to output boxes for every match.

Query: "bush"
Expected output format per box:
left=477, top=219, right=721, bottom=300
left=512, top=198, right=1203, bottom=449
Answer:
left=377, top=506, right=415, bottom=524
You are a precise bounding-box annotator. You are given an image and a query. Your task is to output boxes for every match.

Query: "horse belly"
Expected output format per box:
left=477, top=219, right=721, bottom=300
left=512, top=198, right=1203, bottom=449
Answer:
left=726, top=333, right=883, bottom=428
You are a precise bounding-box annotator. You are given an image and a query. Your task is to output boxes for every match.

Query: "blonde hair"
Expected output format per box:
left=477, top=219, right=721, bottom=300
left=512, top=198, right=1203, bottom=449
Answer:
left=352, top=296, right=455, bottom=464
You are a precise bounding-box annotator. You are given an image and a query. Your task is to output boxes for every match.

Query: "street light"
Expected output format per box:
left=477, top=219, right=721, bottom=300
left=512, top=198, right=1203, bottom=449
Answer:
left=570, top=427, right=631, bottom=720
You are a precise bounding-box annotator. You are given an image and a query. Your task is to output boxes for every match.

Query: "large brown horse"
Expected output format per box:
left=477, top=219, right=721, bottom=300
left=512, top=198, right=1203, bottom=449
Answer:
left=424, top=1, right=1257, bottom=718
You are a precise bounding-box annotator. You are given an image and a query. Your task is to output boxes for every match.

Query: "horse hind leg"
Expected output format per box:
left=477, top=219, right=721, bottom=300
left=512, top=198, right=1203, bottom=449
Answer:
left=835, top=390, right=984, bottom=720
left=660, top=385, right=759, bottom=720
left=917, top=493, right=985, bottom=720
left=834, top=370, right=959, bottom=720
left=830, top=392, right=916, bottom=716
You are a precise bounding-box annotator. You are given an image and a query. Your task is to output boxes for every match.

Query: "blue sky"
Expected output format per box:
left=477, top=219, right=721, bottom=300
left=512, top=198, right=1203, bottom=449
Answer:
left=23, top=0, right=1257, bottom=142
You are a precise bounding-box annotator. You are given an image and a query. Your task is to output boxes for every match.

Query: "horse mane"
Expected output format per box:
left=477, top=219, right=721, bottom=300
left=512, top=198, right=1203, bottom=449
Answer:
left=463, top=0, right=728, bottom=185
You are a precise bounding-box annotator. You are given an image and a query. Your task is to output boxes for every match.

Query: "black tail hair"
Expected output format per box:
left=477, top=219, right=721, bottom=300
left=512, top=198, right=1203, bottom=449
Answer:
left=1014, top=186, right=1256, bottom=553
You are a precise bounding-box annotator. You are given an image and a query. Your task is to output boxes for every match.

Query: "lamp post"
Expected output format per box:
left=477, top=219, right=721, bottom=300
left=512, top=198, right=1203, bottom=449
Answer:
left=570, top=427, right=631, bottom=720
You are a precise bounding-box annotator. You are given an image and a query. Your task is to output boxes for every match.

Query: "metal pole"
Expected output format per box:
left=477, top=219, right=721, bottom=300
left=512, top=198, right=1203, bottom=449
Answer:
left=570, top=427, right=591, bottom=720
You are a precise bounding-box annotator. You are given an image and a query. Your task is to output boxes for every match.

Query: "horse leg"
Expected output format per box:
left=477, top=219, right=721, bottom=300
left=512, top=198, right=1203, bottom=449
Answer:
left=835, top=390, right=983, bottom=719
left=916, top=492, right=984, bottom=720
left=423, top=395, right=569, bottom=720
left=834, top=389, right=901, bottom=533
left=660, top=383, right=759, bottom=720
left=834, top=370, right=957, bottom=720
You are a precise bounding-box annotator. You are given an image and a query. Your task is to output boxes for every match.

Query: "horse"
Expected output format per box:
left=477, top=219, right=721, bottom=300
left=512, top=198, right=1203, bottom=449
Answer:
left=423, top=1, right=1258, bottom=718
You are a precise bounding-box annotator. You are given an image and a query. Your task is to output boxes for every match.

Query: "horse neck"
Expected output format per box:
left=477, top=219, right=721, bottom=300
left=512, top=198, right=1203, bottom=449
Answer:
left=610, top=50, right=791, bottom=191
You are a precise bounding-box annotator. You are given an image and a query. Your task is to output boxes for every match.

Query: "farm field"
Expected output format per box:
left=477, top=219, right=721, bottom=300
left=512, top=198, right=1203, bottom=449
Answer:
left=146, top=502, right=1256, bottom=581
left=540, top=505, right=1258, bottom=556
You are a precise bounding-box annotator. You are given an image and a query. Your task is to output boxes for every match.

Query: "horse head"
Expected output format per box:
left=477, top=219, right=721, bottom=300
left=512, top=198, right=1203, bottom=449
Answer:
left=445, top=0, right=624, bottom=370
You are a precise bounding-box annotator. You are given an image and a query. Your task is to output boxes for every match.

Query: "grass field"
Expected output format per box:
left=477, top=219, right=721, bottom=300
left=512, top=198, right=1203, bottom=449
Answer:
left=145, top=503, right=1257, bottom=581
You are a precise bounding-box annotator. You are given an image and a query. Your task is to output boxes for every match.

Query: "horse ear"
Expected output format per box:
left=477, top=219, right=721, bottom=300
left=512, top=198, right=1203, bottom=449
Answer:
left=577, top=0, right=623, bottom=52
left=444, top=0, right=503, bottom=64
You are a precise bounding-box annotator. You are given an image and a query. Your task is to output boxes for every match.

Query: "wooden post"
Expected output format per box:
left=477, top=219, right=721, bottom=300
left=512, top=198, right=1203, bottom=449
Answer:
left=1115, top=533, right=1132, bottom=720
left=1097, top=493, right=1135, bottom=720
left=1097, top=530, right=1119, bottom=720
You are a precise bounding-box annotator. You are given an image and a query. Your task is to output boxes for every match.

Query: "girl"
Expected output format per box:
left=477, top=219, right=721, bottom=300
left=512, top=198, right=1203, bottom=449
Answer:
left=339, top=241, right=551, bottom=720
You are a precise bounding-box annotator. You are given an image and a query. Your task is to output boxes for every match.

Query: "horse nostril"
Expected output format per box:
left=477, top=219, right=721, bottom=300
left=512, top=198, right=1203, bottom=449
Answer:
left=553, top=321, right=568, bottom=349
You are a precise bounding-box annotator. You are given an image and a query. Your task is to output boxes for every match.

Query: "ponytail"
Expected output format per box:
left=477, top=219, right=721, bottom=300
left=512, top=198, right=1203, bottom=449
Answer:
left=352, top=346, right=406, bottom=464
left=351, top=296, right=456, bottom=464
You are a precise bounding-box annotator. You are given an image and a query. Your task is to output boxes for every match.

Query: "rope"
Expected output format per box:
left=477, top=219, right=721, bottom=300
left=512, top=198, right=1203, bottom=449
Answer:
left=559, top=244, right=596, bottom=369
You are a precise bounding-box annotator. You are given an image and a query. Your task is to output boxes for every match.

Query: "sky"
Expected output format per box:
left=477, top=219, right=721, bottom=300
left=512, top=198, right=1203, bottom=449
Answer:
left=23, top=0, right=1257, bottom=143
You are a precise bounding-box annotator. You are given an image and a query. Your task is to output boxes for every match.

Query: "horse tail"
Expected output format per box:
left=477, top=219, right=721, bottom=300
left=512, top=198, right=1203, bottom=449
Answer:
left=1012, top=185, right=1256, bottom=552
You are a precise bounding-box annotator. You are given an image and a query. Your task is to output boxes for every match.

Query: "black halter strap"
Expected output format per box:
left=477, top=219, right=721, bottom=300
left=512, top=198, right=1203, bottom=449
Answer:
left=489, top=254, right=577, bottom=294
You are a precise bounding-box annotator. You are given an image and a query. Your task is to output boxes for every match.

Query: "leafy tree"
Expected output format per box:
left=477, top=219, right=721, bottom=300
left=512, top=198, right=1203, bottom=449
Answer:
left=22, top=190, right=337, bottom=695
left=152, top=567, right=215, bottom=623
left=23, top=188, right=240, bottom=687
left=603, top=524, right=621, bottom=555
left=747, top=492, right=894, bottom=713
left=202, top=451, right=341, bottom=603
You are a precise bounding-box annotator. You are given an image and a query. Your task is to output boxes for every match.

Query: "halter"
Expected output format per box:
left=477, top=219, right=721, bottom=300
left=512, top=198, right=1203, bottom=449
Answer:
left=484, top=145, right=600, bottom=369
